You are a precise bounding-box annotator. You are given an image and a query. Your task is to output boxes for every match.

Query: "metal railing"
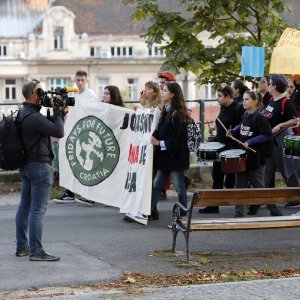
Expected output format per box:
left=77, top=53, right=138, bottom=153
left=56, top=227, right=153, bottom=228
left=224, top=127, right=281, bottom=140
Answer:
left=123, top=99, right=217, bottom=142
left=0, top=99, right=217, bottom=142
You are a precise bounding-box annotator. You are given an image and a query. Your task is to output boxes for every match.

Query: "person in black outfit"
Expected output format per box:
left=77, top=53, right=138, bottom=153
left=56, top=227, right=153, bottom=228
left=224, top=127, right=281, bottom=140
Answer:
left=149, top=82, right=191, bottom=221
left=199, top=85, right=244, bottom=214
left=261, top=74, right=299, bottom=205
left=259, top=75, right=275, bottom=187
left=229, top=90, right=274, bottom=217
left=231, top=80, right=248, bottom=103
left=259, top=75, right=273, bottom=109
left=16, top=80, right=65, bottom=261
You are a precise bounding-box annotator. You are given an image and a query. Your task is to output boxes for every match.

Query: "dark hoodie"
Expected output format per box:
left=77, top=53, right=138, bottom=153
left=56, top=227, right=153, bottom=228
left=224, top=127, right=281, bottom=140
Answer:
left=19, top=102, right=64, bottom=163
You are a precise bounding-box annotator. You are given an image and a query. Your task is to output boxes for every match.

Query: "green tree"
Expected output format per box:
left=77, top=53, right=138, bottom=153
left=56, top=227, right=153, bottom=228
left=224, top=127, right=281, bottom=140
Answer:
left=125, top=0, right=293, bottom=86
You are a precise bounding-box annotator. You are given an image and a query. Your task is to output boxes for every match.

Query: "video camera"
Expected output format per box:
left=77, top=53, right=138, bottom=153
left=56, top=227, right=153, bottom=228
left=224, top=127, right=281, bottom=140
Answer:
left=37, top=87, right=77, bottom=108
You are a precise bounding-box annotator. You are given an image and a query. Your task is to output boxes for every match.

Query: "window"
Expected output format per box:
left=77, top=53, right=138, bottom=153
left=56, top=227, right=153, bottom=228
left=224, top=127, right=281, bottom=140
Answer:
left=49, top=78, right=67, bottom=91
left=126, top=78, right=138, bottom=101
left=203, top=83, right=215, bottom=99
left=111, top=46, right=133, bottom=57
left=90, top=47, right=101, bottom=57
left=148, top=46, right=164, bottom=57
left=0, top=45, right=7, bottom=56
left=5, top=79, right=16, bottom=101
left=54, top=27, right=64, bottom=50
left=98, top=79, right=109, bottom=97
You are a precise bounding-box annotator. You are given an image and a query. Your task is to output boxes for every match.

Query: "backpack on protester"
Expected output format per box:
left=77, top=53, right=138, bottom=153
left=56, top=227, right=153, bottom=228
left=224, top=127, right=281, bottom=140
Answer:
left=171, top=111, right=201, bottom=152
left=187, top=120, right=201, bottom=152
left=0, top=110, right=34, bottom=170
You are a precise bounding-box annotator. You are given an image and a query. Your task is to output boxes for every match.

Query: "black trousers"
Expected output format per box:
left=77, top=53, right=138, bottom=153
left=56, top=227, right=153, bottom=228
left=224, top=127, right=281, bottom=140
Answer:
left=212, top=160, right=235, bottom=189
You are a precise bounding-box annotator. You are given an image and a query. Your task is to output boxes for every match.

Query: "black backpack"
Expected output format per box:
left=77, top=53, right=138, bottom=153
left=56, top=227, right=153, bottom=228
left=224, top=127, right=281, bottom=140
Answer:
left=0, top=111, right=34, bottom=170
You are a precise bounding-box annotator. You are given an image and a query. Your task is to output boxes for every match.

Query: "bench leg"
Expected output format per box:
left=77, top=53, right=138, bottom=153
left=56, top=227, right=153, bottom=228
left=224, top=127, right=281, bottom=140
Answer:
left=184, top=231, right=190, bottom=263
left=171, top=227, right=179, bottom=252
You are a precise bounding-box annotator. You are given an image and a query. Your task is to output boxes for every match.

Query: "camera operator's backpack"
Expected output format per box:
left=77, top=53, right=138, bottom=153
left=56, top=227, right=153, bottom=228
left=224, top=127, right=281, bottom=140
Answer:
left=0, top=111, right=34, bottom=170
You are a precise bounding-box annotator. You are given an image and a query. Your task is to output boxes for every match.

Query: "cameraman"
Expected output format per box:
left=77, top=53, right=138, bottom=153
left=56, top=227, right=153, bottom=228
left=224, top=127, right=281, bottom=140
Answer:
left=16, top=80, right=65, bottom=261
left=54, top=70, right=97, bottom=205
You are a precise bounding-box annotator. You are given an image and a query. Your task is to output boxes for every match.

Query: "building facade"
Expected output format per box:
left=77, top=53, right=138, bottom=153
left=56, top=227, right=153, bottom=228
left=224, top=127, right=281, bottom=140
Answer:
left=2, top=0, right=298, bottom=115
left=0, top=0, right=215, bottom=115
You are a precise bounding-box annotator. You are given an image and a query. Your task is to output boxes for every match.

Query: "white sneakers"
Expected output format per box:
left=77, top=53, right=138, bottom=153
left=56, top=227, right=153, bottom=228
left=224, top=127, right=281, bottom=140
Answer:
left=124, top=212, right=148, bottom=225
left=291, top=210, right=300, bottom=216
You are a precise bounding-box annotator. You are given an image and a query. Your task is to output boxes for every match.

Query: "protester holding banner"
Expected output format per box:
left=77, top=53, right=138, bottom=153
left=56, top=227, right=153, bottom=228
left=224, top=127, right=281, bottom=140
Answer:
left=124, top=81, right=162, bottom=225
left=149, top=82, right=192, bottom=222
left=199, top=85, right=244, bottom=214
left=102, top=85, right=125, bottom=107
left=141, top=81, right=163, bottom=109
left=157, top=71, right=177, bottom=200
left=261, top=74, right=299, bottom=210
left=53, top=70, right=97, bottom=205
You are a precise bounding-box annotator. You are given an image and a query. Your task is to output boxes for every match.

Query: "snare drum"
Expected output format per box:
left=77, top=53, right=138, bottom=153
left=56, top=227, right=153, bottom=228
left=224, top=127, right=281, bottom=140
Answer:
left=199, top=142, right=225, bottom=160
left=219, top=149, right=247, bottom=174
left=284, top=135, right=300, bottom=159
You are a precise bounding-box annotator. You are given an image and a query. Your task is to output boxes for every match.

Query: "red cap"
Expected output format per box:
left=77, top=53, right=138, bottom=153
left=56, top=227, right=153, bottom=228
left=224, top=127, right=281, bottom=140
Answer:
left=157, top=71, right=176, bottom=82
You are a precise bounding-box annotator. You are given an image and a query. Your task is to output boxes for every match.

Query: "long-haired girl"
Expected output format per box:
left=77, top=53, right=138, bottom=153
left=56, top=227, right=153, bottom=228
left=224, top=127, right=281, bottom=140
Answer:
left=150, top=82, right=192, bottom=221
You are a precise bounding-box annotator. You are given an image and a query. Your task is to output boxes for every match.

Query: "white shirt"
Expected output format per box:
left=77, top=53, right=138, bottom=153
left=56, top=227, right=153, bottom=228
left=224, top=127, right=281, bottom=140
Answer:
left=75, top=88, right=98, bottom=107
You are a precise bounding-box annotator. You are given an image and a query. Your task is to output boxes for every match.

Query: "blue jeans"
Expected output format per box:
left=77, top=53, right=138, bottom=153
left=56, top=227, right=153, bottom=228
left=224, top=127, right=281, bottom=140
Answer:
left=151, top=170, right=187, bottom=216
left=16, top=162, right=53, bottom=255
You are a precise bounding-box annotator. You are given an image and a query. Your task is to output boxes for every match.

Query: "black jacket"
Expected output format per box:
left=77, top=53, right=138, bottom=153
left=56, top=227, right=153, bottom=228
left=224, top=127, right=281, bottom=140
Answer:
left=19, top=102, right=64, bottom=163
left=152, top=110, right=189, bottom=171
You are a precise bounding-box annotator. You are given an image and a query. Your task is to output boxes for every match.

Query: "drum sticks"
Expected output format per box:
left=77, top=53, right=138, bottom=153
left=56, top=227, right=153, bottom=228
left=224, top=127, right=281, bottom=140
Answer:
left=216, top=117, right=256, bottom=153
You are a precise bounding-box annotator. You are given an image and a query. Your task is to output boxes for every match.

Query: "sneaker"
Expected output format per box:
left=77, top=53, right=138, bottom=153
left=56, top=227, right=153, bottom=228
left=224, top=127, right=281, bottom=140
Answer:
left=16, top=248, right=29, bottom=257
left=247, top=205, right=260, bottom=215
left=285, top=202, right=300, bottom=207
left=199, top=206, right=219, bottom=214
left=124, top=212, right=147, bottom=225
left=234, top=213, right=245, bottom=218
left=30, top=249, right=60, bottom=261
left=53, top=191, right=75, bottom=203
left=75, top=198, right=95, bottom=206
left=291, top=211, right=300, bottom=216
left=167, top=223, right=174, bottom=229
left=270, top=208, right=283, bottom=216
left=148, top=208, right=159, bottom=220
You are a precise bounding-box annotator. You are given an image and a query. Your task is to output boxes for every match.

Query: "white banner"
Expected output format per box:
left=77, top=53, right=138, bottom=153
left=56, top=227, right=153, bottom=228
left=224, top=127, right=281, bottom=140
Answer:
left=120, top=107, right=160, bottom=216
left=59, top=102, right=160, bottom=212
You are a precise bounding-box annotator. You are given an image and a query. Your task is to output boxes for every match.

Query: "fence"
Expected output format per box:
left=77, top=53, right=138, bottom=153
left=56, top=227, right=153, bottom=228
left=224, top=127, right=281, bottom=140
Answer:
left=0, top=99, right=218, bottom=143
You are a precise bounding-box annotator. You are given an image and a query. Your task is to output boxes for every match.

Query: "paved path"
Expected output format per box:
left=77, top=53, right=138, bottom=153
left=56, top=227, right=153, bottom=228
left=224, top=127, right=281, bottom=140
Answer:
left=0, top=191, right=299, bottom=299
left=1, top=278, right=299, bottom=299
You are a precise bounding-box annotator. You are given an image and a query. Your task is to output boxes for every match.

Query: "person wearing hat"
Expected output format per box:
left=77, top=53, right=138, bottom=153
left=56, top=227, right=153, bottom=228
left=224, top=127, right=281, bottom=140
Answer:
left=157, top=71, right=176, bottom=92
left=156, top=71, right=177, bottom=200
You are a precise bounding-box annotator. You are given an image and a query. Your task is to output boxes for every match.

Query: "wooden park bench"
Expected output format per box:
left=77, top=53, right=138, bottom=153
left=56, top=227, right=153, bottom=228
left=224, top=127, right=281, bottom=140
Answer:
left=171, top=187, right=300, bottom=262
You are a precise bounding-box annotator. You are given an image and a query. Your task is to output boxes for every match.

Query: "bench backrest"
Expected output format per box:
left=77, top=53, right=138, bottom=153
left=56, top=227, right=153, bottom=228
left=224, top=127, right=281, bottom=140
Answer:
left=192, top=188, right=300, bottom=207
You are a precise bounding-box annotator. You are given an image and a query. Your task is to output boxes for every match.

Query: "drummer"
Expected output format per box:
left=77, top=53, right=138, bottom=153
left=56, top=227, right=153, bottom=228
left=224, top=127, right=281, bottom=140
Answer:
left=199, top=85, right=244, bottom=214
left=261, top=74, right=299, bottom=204
left=228, top=91, right=273, bottom=217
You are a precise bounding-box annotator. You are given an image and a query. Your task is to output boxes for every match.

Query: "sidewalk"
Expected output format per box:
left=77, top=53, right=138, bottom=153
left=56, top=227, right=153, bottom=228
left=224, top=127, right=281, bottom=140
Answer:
left=0, top=277, right=299, bottom=299
left=0, top=191, right=299, bottom=299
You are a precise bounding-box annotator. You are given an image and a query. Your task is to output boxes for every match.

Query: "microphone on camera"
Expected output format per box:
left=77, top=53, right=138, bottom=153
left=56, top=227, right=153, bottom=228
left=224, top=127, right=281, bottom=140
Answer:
left=65, top=87, right=79, bottom=93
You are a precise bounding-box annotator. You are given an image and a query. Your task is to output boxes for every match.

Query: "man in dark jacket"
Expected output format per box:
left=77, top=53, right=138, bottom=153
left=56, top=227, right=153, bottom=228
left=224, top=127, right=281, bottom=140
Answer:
left=15, top=80, right=65, bottom=261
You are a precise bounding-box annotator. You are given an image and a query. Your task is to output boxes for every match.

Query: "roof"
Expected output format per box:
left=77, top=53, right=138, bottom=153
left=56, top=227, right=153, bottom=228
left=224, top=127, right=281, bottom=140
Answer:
left=0, top=0, right=47, bottom=37
left=0, top=0, right=299, bottom=38
left=51, top=0, right=148, bottom=35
